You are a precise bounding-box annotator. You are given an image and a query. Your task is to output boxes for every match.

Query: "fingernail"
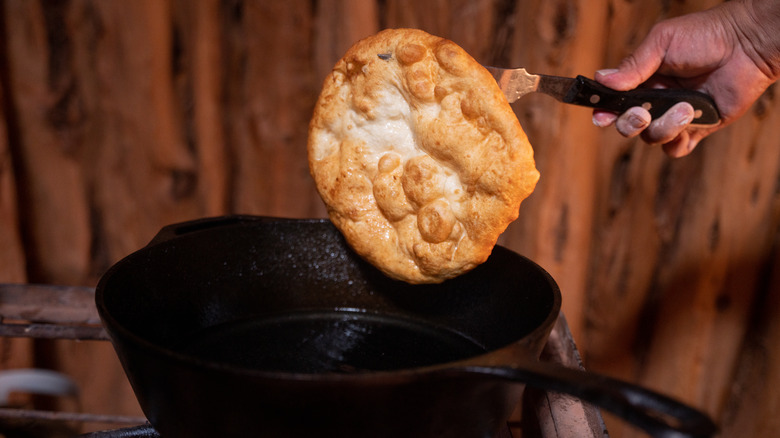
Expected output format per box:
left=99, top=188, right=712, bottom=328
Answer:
left=596, top=68, right=619, bottom=77
left=675, top=111, right=695, bottom=126
left=592, top=112, right=616, bottom=128
left=627, top=113, right=649, bottom=130
left=672, top=104, right=695, bottom=126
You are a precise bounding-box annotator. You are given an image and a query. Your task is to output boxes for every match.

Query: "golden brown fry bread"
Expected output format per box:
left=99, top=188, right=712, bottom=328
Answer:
left=308, top=28, right=539, bottom=284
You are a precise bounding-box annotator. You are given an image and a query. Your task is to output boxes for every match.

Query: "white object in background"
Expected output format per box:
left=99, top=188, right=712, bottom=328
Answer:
left=0, top=368, right=79, bottom=405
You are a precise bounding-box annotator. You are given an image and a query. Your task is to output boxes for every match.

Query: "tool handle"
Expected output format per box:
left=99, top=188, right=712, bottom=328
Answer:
left=565, top=75, right=721, bottom=126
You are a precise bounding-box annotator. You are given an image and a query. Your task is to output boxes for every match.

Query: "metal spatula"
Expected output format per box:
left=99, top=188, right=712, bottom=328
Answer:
left=485, top=66, right=720, bottom=126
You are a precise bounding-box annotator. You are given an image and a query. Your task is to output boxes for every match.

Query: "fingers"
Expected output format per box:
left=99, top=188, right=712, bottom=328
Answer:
left=595, top=65, right=645, bottom=91
left=596, top=14, right=681, bottom=89
left=660, top=131, right=694, bottom=157
left=592, top=107, right=653, bottom=138
left=641, top=102, right=696, bottom=156
left=615, top=107, right=651, bottom=137
left=592, top=109, right=618, bottom=128
left=594, top=29, right=667, bottom=91
left=592, top=102, right=702, bottom=157
left=642, top=102, right=695, bottom=142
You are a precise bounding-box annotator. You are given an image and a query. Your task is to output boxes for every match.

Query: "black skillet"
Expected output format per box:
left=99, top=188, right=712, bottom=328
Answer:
left=95, top=216, right=716, bottom=438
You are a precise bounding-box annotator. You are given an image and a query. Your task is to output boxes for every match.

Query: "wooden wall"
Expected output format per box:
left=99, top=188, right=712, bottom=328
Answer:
left=0, top=0, right=777, bottom=436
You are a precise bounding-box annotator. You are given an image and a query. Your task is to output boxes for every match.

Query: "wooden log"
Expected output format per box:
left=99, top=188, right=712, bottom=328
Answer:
left=496, top=0, right=609, bottom=346
left=0, top=44, right=35, bottom=376
left=582, top=1, right=780, bottom=435
left=579, top=2, right=684, bottom=436
left=82, top=0, right=203, bottom=265
left=313, top=0, right=379, bottom=82
left=637, top=88, right=780, bottom=412
left=382, top=0, right=501, bottom=60
left=175, top=0, right=229, bottom=217
left=719, top=234, right=780, bottom=437
left=0, top=1, right=778, bottom=436
left=0, top=64, right=27, bottom=285
left=3, top=0, right=195, bottom=427
left=3, top=0, right=92, bottom=286
left=219, top=0, right=326, bottom=218
left=4, top=0, right=204, bottom=273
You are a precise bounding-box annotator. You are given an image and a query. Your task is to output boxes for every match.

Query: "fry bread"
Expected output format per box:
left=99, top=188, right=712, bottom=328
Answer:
left=308, top=28, right=539, bottom=283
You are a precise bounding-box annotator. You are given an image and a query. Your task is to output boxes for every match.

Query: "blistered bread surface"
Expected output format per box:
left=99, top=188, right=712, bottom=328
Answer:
left=308, top=28, right=539, bottom=284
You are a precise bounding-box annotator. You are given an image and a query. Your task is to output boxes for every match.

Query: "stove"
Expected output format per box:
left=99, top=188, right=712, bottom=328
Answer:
left=0, top=283, right=607, bottom=437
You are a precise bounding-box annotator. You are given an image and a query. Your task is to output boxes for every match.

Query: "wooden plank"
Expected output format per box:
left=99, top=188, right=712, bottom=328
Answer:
left=382, top=0, right=501, bottom=61
left=2, top=0, right=189, bottom=429
left=0, top=31, right=35, bottom=378
left=313, top=0, right=379, bottom=81
left=84, top=0, right=203, bottom=265
left=582, top=0, right=780, bottom=434
left=3, top=0, right=92, bottom=286
left=581, top=0, right=667, bottom=394
left=495, top=0, right=609, bottom=347
left=0, top=0, right=777, bottom=436
left=0, top=80, right=26, bottom=285
left=719, top=237, right=780, bottom=437
left=175, top=0, right=229, bottom=218
left=0, top=284, right=98, bottom=324
left=0, top=284, right=105, bottom=340
left=525, top=315, right=608, bottom=438
left=638, top=95, right=780, bottom=413
left=219, top=0, right=325, bottom=218
left=579, top=2, right=685, bottom=435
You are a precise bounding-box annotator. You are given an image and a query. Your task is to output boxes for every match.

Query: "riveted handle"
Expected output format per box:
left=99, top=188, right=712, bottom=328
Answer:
left=565, top=75, right=721, bottom=126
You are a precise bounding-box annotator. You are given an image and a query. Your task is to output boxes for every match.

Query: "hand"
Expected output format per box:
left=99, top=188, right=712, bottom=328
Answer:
left=593, top=0, right=780, bottom=157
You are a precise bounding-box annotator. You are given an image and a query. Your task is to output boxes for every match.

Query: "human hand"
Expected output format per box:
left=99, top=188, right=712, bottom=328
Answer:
left=593, top=0, right=780, bottom=157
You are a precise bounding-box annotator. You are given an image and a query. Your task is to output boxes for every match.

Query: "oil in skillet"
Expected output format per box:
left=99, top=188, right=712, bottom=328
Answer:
left=177, top=311, right=487, bottom=373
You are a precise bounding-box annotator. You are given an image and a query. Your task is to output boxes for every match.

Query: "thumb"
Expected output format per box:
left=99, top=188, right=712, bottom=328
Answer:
left=595, top=30, right=667, bottom=91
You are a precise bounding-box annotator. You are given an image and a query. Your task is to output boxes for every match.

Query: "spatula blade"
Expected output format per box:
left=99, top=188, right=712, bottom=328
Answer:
left=484, top=66, right=540, bottom=103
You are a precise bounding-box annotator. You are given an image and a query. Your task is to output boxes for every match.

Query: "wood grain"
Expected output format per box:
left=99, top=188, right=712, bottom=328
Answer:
left=0, top=1, right=777, bottom=436
left=0, top=35, right=34, bottom=376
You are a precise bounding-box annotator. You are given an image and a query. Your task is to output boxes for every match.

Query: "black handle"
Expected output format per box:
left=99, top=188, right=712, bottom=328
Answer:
left=565, top=75, right=721, bottom=126
left=452, top=362, right=717, bottom=438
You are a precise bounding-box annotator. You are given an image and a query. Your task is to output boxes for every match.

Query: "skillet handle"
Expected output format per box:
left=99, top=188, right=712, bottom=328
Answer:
left=455, top=363, right=717, bottom=438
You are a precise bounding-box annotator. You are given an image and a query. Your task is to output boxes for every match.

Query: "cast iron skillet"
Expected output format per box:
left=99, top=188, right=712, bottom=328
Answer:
left=95, top=216, right=716, bottom=438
